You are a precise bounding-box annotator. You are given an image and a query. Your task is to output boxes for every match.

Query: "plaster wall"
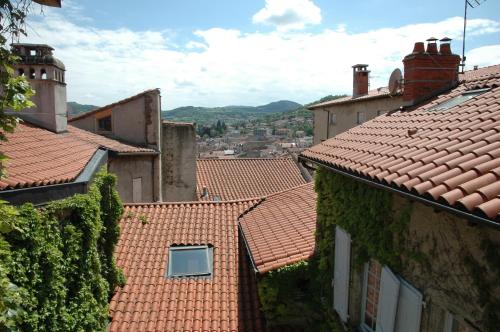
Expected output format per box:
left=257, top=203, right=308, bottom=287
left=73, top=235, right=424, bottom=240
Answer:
left=18, top=78, right=67, bottom=133
left=312, top=96, right=403, bottom=145
left=70, top=115, right=95, bottom=132
left=161, top=122, right=197, bottom=201
left=108, top=155, right=156, bottom=203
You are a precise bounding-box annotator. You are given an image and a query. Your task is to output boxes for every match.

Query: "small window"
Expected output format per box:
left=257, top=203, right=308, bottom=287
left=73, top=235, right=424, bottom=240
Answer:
left=430, top=88, right=490, bottom=112
left=29, top=68, right=36, bottom=79
left=18, top=68, right=24, bottom=76
left=29, top=49, right=36, bottom=56
left=329, top=113, right=337, bottom=125
left=167, top=245, right=213, bottom=278
left=98, top=115, right=112, bottom=132
left=357, top=111, right=366, bottom=124
left=41, top=69, right=47, bottom=80
left=362, top=260, right=382, bottom=331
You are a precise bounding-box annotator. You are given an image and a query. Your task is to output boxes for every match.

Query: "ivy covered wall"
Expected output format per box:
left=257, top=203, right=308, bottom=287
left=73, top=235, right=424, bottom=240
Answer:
left=0, top=170, right=125, bottom=331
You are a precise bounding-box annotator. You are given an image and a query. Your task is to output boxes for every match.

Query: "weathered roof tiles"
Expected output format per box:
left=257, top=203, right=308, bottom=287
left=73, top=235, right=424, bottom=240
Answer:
left=301, top=64, right=500, bottom=221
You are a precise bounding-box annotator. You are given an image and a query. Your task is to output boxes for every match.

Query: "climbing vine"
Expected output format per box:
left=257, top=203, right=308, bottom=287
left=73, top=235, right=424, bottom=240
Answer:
left=1, top=169, right=125, bottom=331
left=258, top=168, right=416, bottom=331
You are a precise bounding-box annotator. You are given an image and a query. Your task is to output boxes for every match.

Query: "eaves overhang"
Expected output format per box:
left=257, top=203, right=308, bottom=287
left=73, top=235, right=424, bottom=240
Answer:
left=299, top=154, right=500, bottom=230
left=0, top=149, right=108, bottom=206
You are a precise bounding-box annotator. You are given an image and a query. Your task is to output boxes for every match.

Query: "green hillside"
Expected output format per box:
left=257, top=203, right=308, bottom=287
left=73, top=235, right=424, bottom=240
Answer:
left=67, top=101, right=98, bottom=116
left=162, top=100, right=302, bottom=125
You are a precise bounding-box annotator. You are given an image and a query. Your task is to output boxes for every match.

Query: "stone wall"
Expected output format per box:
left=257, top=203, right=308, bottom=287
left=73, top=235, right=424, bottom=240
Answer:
left=161, top=121, right=197, bottom=201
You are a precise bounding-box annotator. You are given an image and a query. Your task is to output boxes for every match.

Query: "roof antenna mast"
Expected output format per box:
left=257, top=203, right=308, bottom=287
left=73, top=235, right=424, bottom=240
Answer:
left=461, top=0, right=486, bottom=73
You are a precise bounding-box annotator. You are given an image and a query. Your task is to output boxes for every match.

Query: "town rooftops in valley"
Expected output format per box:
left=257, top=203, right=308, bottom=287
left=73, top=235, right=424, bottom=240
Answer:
left=109, top=200, right=267, bottom=332
left=239, top=182, right=317, bottom=274
left=197, top=158, right=307, bottom=201
left=301, top=64, right=500, bottom=223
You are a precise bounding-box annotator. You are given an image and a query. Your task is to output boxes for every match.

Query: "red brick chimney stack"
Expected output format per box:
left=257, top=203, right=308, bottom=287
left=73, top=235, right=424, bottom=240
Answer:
left=352, top=64, right=370, bottom=98
left=402, top=37, right=461, bottom=104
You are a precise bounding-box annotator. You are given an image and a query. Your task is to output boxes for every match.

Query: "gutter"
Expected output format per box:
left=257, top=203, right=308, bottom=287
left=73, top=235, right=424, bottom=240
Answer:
left=299, top=155, right=500, bottom=230
left=0, top=149, right=108, bottom=206
left=110, top=150, right=159, bottom=157
left=238, top=222, right=259, bottom=274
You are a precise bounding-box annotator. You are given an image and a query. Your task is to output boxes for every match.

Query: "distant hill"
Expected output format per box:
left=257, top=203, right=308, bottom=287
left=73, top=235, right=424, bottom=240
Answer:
left=162, top=100, right=302, bottom=125
left=67, top=102, right=99, bottom=116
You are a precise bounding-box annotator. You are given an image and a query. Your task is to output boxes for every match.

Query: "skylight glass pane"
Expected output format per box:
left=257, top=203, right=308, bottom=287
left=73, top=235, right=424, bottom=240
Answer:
left=429, top=88, right=490, bottom=111
left=167, top=246, right=213, bottom=278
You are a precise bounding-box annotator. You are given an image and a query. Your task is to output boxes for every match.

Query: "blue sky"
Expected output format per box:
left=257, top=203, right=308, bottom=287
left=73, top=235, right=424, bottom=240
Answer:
left=24, top=0, right=500, bottom=108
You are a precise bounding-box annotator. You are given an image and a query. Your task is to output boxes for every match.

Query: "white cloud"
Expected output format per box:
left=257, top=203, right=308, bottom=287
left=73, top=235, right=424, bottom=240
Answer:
left=252, top=0, right=321, bottom=31
left=20, top=12, right=500, bottom=109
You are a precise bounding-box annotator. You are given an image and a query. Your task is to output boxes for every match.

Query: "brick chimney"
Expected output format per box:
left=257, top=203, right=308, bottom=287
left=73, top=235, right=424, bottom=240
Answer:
left=11, top=43, right=67, bottom=133
left=352, top=64, right=370, bottom=98
left=402, top=37, right=461, bottom=104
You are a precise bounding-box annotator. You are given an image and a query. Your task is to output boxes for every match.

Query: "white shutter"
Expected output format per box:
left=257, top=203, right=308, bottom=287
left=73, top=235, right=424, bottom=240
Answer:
left=376, top=266, right=400, bottom=332
left=395, top=280, right=422, bottom=332
left=334, top=226, right=351, bottom=322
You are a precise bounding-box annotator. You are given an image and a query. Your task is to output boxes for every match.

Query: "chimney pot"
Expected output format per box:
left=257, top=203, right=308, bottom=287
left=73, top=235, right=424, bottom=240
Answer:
left=439, top=37, right=452, bottom=55
left=412, top=42, right=425, bottom=53
left=426, top=37, right=438, bottom=54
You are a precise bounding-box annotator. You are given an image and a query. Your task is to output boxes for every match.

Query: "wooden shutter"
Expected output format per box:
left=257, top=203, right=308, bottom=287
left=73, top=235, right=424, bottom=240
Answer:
left=395, top=279, right=422, bottom=332
left=376, top=266, right=400, bottom=332
left=334, top=226, right=351, bottom=322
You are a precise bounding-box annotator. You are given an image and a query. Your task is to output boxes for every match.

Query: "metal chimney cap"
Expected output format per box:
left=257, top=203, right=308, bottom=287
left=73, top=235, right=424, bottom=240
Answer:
left=440, top=37, right=452, bottom=43
left=426, top=37, right=438, bottom=43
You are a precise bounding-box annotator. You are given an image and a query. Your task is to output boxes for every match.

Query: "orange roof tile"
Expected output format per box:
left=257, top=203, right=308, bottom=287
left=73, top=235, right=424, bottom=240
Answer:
left=109, top=200, right=265, bottom=332
left=67, top=125, right=156, bottom=154
left=197, top=158, right=307, bottom=201
left=239, top=183, right=317, bottom=273
left=301, top=64, right=500, bottom=222
left=0, top=122, right=98, bottom=190
left=308, top=88, right=398, bottom=109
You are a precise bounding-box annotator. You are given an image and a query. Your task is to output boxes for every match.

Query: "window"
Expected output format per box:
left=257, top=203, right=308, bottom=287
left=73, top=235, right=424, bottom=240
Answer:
left=429, top=88, right=490, bottom=112
left=357, top=112, right=366, bottom=124
left=29, top=68, right=36, bottom=79
left=329, top=113, right=337, bottom=125
left=167, top=245, right=213, bottom=278
left=41, top=69, right=47, bottom=80
left=97, top=115, right=112, bottom=132
left=444, top=313, right=473, bottom=332
left=361, top=260, right=423, bottom=332
left=363, top=260, right=382, bottom=331
left=18, top=68, right=24, bottom=76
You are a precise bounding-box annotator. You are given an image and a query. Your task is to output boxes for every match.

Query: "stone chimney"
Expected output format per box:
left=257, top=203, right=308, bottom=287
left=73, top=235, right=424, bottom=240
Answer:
left=11, top=43, right=67, bottom=133
left=161, top=121, right=197, bottom=201
left=402, top=37, right=461, bottom=104
left=352, top=64, right=370, bottom=98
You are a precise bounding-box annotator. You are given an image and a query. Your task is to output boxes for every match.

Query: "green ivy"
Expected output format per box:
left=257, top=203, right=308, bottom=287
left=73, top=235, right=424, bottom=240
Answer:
left=0, top=169, right=124, bottom=331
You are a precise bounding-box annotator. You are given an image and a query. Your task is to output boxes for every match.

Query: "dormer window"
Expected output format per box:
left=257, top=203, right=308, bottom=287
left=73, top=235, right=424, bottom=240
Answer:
left=167, top=245, right=213, bottom=278
left=97, top=115, right=112, bottom=132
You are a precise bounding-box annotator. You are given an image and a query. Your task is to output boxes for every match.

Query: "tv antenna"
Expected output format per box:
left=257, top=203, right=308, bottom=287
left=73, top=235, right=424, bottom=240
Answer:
left=461, top=0, right=486, bottom=72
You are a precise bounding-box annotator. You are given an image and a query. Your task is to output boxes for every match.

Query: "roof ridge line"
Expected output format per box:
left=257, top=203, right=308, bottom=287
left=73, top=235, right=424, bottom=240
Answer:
left=123, top=197, right=262, bottom=207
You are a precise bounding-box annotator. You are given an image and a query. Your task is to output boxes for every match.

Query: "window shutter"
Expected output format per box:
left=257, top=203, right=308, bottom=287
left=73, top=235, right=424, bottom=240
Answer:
left=395, top=280, right=422, bottom=332
left=376, top=266, right=400, bottom=332
left=334, top=226, right=351, bottom=322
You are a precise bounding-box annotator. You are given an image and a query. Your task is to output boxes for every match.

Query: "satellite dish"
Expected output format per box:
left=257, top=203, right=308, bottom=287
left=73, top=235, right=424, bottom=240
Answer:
left=388, top=68, right=402, bottom=95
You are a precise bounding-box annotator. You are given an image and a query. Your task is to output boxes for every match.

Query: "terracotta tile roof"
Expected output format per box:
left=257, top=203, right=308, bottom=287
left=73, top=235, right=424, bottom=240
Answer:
left=67, top=125, right=157, bottom=154
left=109, top=200, right=265, bottom=332
left=197, top=158, right=307, bottom=201
left=301, top=64, right=500, bottom=221
left=0, top=122, right=98, bottom=190
left=239, top=183, right=317, bottom=273
left=308, top=88, right=399, bottom=110
left=68, top=88, right=160, bottom=122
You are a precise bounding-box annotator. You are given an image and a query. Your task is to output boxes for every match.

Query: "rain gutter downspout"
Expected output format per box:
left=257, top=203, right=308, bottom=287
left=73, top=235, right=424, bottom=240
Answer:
left=299, top=155, right=500, bottom=230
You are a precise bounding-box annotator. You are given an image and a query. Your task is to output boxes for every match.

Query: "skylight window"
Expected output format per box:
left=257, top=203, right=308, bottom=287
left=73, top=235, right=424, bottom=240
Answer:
left=429, top=88, right=490, bottom=111
left=167, top=245, right=213, bottom=278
